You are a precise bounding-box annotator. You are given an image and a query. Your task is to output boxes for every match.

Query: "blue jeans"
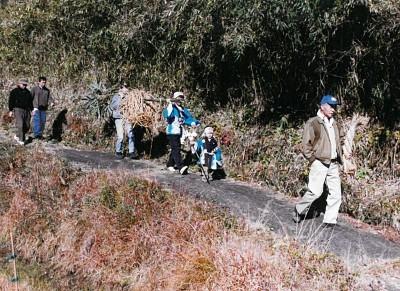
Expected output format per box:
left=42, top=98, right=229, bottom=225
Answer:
left=33, top=109, right=47, bottom=137
left=115, top=118, right=135, bottom=154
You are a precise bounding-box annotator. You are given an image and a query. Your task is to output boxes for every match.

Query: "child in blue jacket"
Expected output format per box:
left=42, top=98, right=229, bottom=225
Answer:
left=193, top=126, right=223, bottom=179
left=162, top=91, right=200, bottom=174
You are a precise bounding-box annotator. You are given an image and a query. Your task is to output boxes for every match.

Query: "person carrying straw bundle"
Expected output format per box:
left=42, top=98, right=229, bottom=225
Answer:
left=110, top=83, right=139, bottom=160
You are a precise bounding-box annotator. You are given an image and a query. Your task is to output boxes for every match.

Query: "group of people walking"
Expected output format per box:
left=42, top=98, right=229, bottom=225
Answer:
left=108, top=85, right=344, bottom=226
left=8, top=77, right=53, bottom=145
left=8, top=77, right=345, bottom=226
left=110, top=87, right=224, bottom=179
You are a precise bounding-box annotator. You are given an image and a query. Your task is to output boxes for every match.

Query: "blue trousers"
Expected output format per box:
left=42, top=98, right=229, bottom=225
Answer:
left=33, top=110, right=47, bottom=137
left=115, top=118, right=135, bottom=154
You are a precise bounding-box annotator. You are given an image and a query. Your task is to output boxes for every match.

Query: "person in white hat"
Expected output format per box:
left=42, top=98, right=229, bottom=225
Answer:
left=162, top=91, right=200, bottom=175
left=8, top=79, right=33, bottom=145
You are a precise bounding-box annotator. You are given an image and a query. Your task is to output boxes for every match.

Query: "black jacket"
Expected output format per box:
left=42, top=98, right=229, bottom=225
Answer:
left=9, top=87, right=33, bottom=111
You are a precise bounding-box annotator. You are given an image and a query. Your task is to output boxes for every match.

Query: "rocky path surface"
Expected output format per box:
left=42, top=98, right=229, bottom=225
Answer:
left=47, top=145, right=400, bottom=266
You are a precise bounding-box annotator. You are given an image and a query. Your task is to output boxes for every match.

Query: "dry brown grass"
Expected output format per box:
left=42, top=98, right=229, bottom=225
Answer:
left=0, top=275, right=29, bottom=291
left=0, top=144, right=360, bottom=290
left=354, top=259, right=400, bottom=290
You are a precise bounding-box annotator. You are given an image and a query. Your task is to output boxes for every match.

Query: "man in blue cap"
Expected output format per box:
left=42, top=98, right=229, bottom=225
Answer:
left=293, top=95, right=345, bottom=227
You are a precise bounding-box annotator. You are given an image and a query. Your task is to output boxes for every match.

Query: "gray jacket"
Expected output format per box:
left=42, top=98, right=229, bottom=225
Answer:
left=110, top=93, right=123, bottom=119
left=31, top=86, right=53, bottom=110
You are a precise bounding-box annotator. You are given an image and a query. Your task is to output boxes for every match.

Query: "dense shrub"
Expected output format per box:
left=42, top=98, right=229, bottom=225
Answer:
left=0, top=0, right=399, bottom=125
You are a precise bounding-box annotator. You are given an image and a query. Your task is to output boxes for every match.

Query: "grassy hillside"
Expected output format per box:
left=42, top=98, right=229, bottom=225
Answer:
left=1, top=143, right=398, bottom=290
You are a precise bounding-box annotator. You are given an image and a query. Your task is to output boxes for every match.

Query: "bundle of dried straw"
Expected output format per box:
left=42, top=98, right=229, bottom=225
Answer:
left=342, top=113, right=370, bottom=175
left=120, top=89, right=163, bottom=133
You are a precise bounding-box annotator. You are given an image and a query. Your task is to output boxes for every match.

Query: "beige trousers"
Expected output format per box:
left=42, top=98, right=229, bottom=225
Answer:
left=295, top=160, right=341, bottom=224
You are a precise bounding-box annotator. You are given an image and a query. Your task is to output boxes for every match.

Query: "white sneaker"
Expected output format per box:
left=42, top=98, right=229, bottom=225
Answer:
left=167, top=166, right=176, bottom=172
left=179, top=166, right=188, bottom=175
left=13, top=135, right=24, bottom=145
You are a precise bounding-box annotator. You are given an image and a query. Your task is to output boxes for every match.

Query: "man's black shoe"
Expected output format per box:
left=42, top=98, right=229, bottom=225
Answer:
left=292, top=208, right=302, bottom=223
left=129, top=152, right=139, bottom=160
left=115, top=152, right=124, bottom=160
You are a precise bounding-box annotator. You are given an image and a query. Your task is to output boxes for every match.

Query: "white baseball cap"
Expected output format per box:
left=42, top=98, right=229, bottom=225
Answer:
left=172, top=91, right=185, bottom=99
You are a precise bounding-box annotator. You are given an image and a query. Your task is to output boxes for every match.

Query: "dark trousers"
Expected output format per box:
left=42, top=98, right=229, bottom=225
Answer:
left=204, top=153, right=213, bottom=169
left=167, top=134, right=183, bottom=169
left=14, top=108, right=31, bottom=141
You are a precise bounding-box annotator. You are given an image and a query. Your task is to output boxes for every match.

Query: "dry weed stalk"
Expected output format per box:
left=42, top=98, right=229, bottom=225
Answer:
left=120, top=89, right=163, bottom=133
left=342, top=113, right=370, bottom=175
left=0, top=275, right=30, bottom=290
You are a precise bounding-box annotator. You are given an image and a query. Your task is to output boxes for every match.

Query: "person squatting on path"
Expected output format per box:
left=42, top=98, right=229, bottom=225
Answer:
left=110, top=84, right=139, bottom=160
left=293, top=95, right=345, bottom=227
left=31, top=76, right=54, bottom=139
left=193, top=126, right=223, bottom=180
left=162, top=91, right=200, bottom=175
left=8, top=79, right=33, bottom=145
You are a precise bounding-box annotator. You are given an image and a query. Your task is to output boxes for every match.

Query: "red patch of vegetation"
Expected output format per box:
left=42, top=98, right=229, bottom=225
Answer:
left=1, top=111, right=13, bottom=125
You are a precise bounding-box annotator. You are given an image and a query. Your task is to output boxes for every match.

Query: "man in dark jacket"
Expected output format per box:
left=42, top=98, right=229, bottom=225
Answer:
left=8, top=79, right=33, bottom=145
left=31, top=76, right=54, bottom=139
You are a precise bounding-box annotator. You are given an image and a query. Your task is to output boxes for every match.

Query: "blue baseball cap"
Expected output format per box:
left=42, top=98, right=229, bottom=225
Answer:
left=320, top=95, right=339, bottom=106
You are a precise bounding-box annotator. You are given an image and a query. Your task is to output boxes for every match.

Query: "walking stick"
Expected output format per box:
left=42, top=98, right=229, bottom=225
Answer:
left=9, top=229, right=18, bottom=291
left=191, top=145, right=210, bottom=184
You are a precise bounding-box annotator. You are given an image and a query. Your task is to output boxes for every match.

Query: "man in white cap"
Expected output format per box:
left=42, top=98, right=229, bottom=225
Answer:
left=162, top=91, right=200, bottom=174
left=8, top=79, right=33, bottom=145
left=293, top=95, right=345, bottom=227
